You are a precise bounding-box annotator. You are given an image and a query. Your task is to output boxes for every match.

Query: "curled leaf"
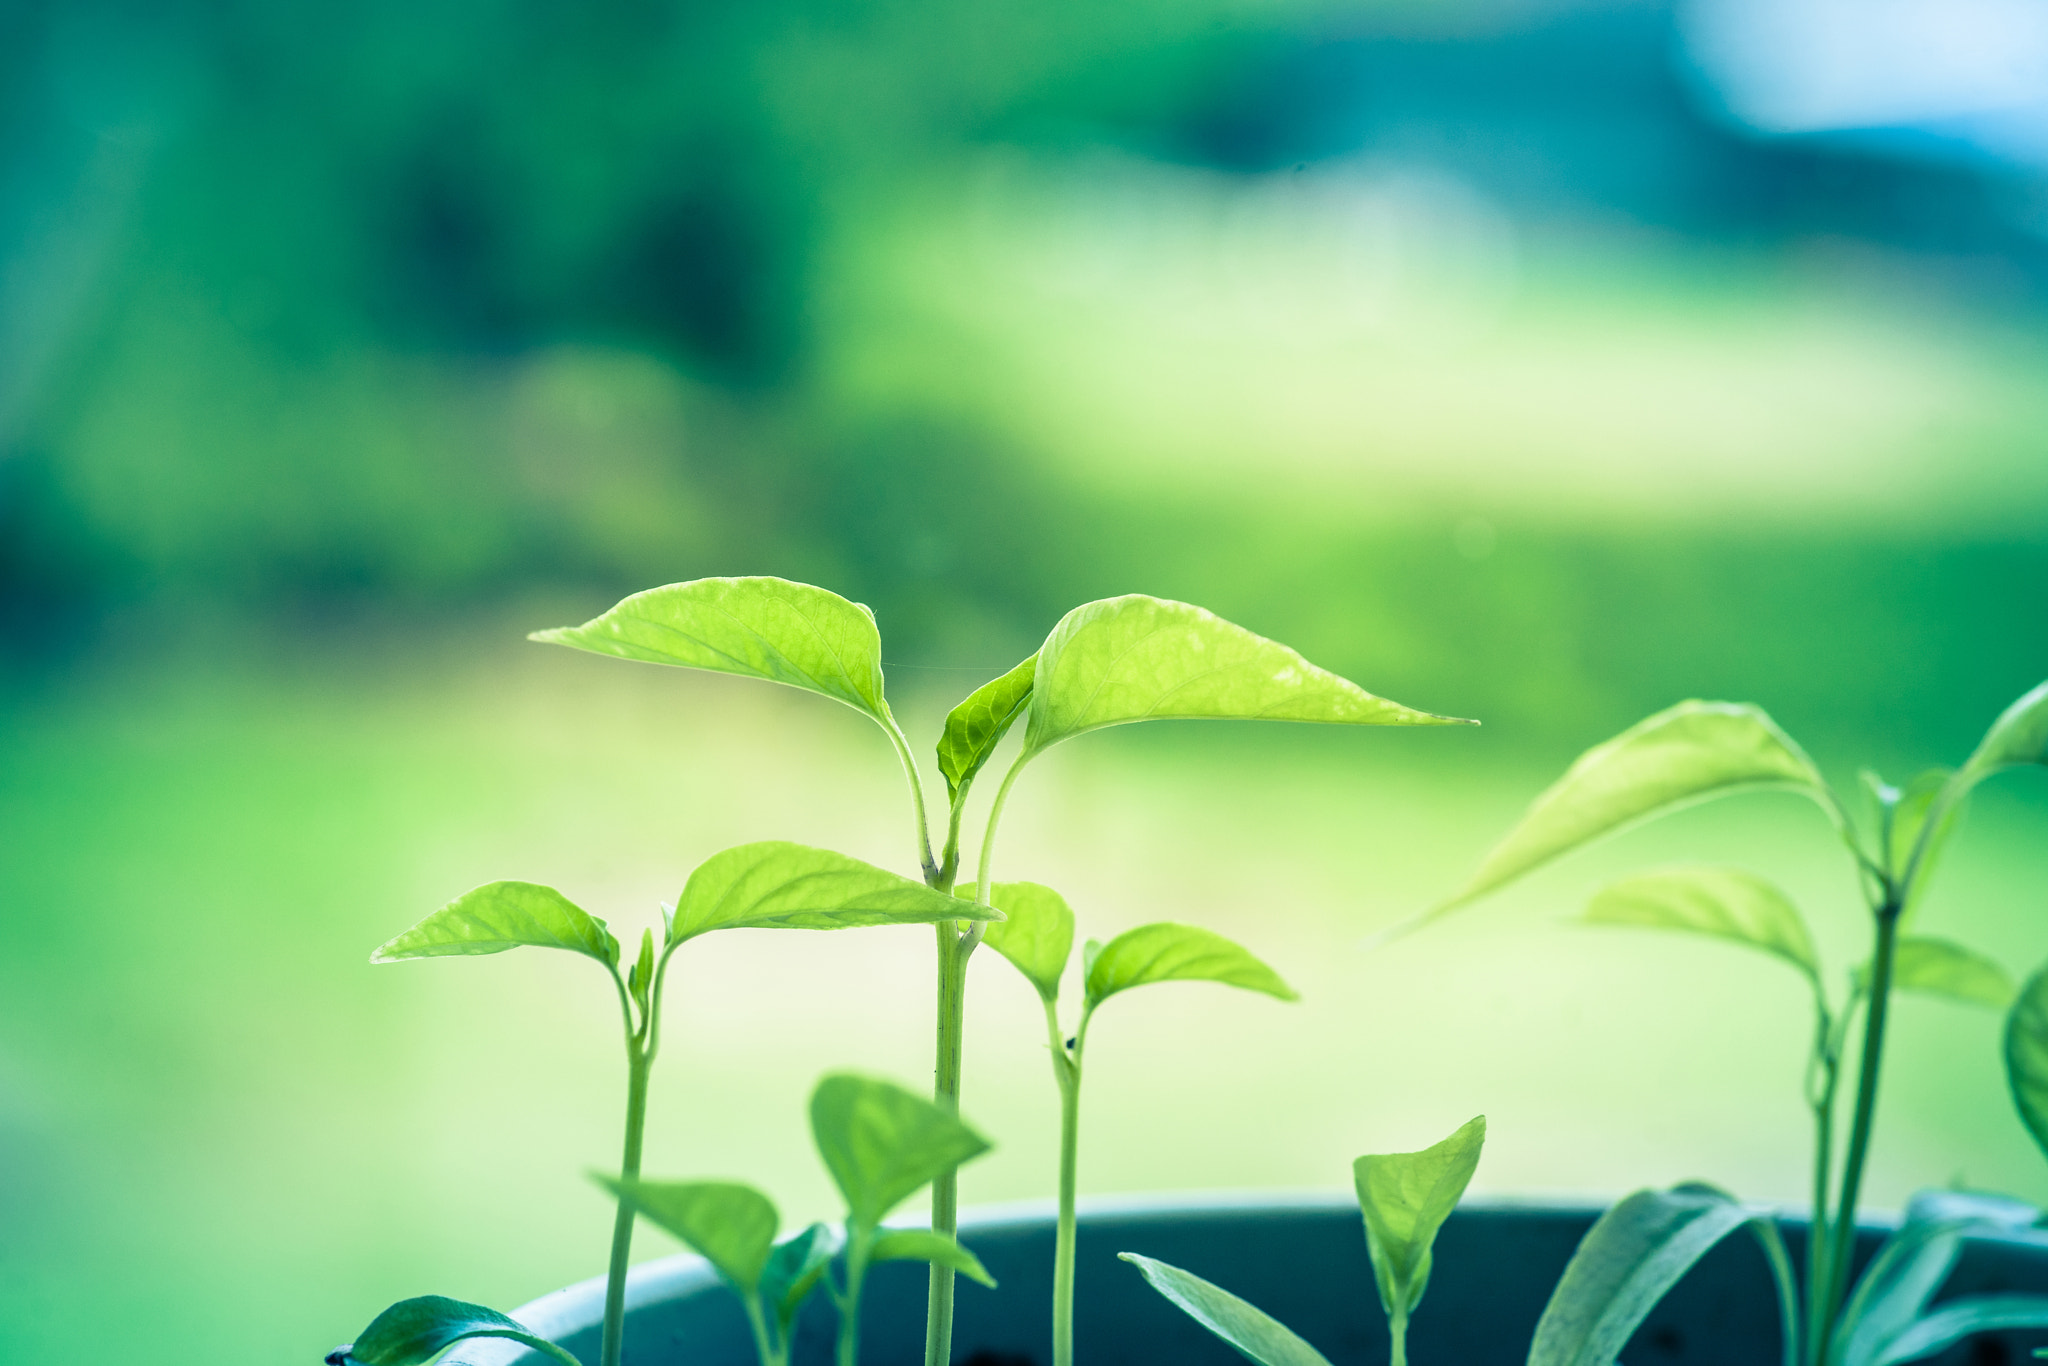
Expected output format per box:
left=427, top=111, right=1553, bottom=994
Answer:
left=810, top=1073, right=992, bottom=1228
left=328, top=1296, right=578, bottom=1366
left=938, top=654, right=1036, bottom=800
left=1355, top=1116, right=1486, bottom=1324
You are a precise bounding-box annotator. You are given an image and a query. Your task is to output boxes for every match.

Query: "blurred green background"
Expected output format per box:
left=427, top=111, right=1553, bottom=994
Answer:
left=3, top=0, right=2047, bottom=1361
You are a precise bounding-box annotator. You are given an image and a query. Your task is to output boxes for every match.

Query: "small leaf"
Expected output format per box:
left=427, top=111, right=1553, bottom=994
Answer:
left=1085, top=922, right=1298, bottom=1011
left=1435, top=701, right=1831, bottom=919
left=1872, top=1296, right=2048, bottom=1366
left=937, top=654, right=1036, bottom=801
left=595, top=1176, right=778, bottom=1293
left=1887, top=768, right=1964, bottom=920
left=670, top=842, right=999, bottom=946
left=761, top=1223, right=843, bottom=1324
left=373, top=882, right=620, bottom=968
left=1835, top=1190, right=2039, bottom=1366
left=870, top=1229, right=998, bottom=1287
left=1962, top=680, right=2048, bottom=780
left=1354, top=1116, right=1486, bottom=1323
left=1527, top=1185, right=1757, bottom=1366
left=809, top=1073, right=992, bottom=1228
left=1880, top=939, right=2015, bottom=1010
left=2006, top=961, right=2048, bottom=1163
left=329, top=1296, right=576, bottom=1366
left=1583, top=868, right=1820, bottom=985
left=531, top=576, right=892, bottom=725
left=627, top=928, right=655, bottom=1017
left=980, top=881, right=1075, bottom=1003
left=1118, top=1253, right=1334, bottom=1366
left=1023, top=595, right=1469, bottom=758
left=1082, top=938, right=1104, bottom=979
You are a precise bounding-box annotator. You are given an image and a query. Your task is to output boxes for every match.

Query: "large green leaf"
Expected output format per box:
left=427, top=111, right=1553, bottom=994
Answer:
left=1881, top=938, right=2015, bottom=1010
left=595, top=1177, right=779, bottom=1293
left=1022, top=595, right=1468, bottom=758
left=1085, top=922, right=1298, bottom=1011
left=870, top=1229, right=997, bottom=1287
left=1962, top=681, right=2048, bottom=780
left=1354, top=1116, right=1487, bottom=1324
left=761, top=1223, right=842, bottom=1326
left=328, top=1296, right=579, bottom=1366
left=1582, top=868, right=1819, bottom=985
left=1872, top=1296, right=2048, bottom=1366
left=1118, top=1253, right=1334, bottom=1366
left=809, top=1073, right=992, bottom=1228
left=937, top=654, right=1036, bottom=800
left=1438, top=701, right=1831, bottom=918
left=1527, top=1185, right=1757, bottom=1366
left=670, top=842, right=999, bottom=946
left=530, top=576, right=892, bottom=724
left=979, top=880, right=1075, bottom=1002
left=2006, top=962, right=2048, bottom=1162
left=372, top=882, right=619, bottom=967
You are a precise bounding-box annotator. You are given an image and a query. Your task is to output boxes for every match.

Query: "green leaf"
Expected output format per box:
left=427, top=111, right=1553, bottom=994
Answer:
left=595, top=1176, right=778, bottom=1293
left=2006, top=961, right=2048, bottom=1163
left=1118, top=1253, right=1334, bottom=1366
left=1354, top=1116, right=1486, bottom=1325
left=1878, top=938, right=2016, bottom=1010
left=1962, top=680, right=2048, bottom=780
left=1527, top=1184, right=1757, bottom=1366
left=627, top=928, right=655, bottom=1017
left=979, top=881, right=1075, bottom=1002
left=1582, top=868, right=1820, bottom=985
left=670, top=842, right=1000, bottom=946
left=1085, top=922, right=1298, bottom=1011
left=761, top=1223, right=842, bottom=1327
left=1886, top=768, right=1963, bottom=919
left=809, top=1073, right=992, bottom=1228
left=1435, top=701, right=1831, bottom=918
left=870, top=1229, right=998, bottom=1287
left=328, top=1296, right=578, bottom=1366
left=1835, top=1190, right=2038, bottom=1366
left=530, top=576, right=892, bottom=725
left=937, top=654, right=1036, bottom=801
left=1872, top=1296, right=2048, bottom=1366
left=1022, top=595, right=1470, bottom=758
left=372, top=882, right=620, bottom=968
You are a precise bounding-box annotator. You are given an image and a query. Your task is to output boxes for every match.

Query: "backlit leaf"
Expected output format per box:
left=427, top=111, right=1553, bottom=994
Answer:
left=1884, top=938, right=2015, bottom=1010
left=1023, top=595, right=1468, bottom=758
left=1354, top=1116, right=1486, bottom=1322
left=761, top=1223, right=842, bottom=1325
left=627, top=928, right=655, bottom=1016
left=1118, top=1253, right=1334, bottom=1366
left=595, top=1177, right=778, bottom=1293
left=328, top=1296, right=578, bottom=1366
left=1085, top=922, right=1297, bottom=1011
left=810, top=1073, right=992, bottom=1228
left=938, top=654, right=1036, bottom=800
left=1835, top=1190, right=2039, bottom=1366
left=1962, top=681, right=2048, bottom=781
left=670, top=842, right=999, bottom=946
left=870, top=1229, right=997, bottom=1287
left=2005, top=961, right=2048, bottom=1163
left=530, top=576, right=891, bottom=725
left=372, top=882, right=619, bottom=968
left=1887, top=768, right=1962, bottom=918
left=980, top=881, right=1074, bottom=1002
left=1583, top=868, right=1819, bottom=985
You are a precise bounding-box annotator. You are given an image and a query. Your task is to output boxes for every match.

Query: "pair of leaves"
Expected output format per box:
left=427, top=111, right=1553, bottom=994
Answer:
left=810, top=1072, right=993, bottom=1231
left=328, top=1296, right=579, bottom=1366
left=373, top=842, right=997, bottom=967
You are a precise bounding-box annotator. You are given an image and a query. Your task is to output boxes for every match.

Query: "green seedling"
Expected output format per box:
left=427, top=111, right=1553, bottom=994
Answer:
left=325, top=1296, right=582, bottom=1366
left=977, top=881, right=1299, bottom=1366
left=1413, top=681, right=2048, bottom=1366
left=531, top=575, right=1473, bottom=1365
left=339, top=842, right=995, bottom=1366
left=1118, top=1116, right=1486, bottom=1366
left=602, top=1072, right=995, bottom=1366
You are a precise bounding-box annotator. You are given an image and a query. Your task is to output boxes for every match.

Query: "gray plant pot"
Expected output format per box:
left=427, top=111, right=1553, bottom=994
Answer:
left=446, top=1194, right=2048, bottom=1366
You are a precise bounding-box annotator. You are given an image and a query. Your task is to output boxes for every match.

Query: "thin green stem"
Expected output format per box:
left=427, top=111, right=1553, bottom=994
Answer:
left=1050, top=1000, right=1086, bottom=1366
left=1749, top=1218, right=1801, bottom=1366
left=974, top=755, right=1028, bottom=905
left=601, top=1045, right=653, bottom=1366
left=883, top=713, right=939, bottom=882
left=837, top=1230, right=872, bottom=1366
left=924, top=927, right=971, bottom=1366
left=1802, top=994, right=1839, bottom=1366
left=743, top=1291, right=778, bottom=1366
left=1389, top=1309, right=1409, bottom=1366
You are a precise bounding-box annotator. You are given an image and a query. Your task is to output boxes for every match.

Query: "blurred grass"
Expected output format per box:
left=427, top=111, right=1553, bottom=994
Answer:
left=1, top=628, right=2042, bottom=1365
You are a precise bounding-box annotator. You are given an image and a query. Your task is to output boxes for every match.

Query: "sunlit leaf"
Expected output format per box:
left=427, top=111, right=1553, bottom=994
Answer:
left=1527, top=1184, right=1757, bottom=1366
left=870, top=1229, right=997, bottom=1287
left=1835, top=1190, right=2039, bottom=1366
left=627, top=928, right=655, bottom=1016
left=2006, top=961, right=2048, bottom=1163
left=670, top=842, right=999, bottom=946
left=938, top=654, right=1036, bottom=800
left=327, top=1296, right=578, bottom=1366
left=1582, top=868, right=1819, bottom=985
left=1118, top=1253, right=1334, bottom=1366
left=1962, top=681, right=2048, bottom=781
left=761, top=1223, right=842, bottom=1326
left=1434, top=701, right=1831, bottom=919
left=595, top=1176, right=778, bottom=1293
left=1872, top=1296, right=2048, bottom=1366
left=1023, top=595, right=1469, bottom=758
left=979, top=881, right=1074, bottom=1002
left=1877, top=939, right=2015, bottom=1010
left=1886, top=768, right=1963, bottom=919
left=810, top=1073, right=992, bottom=1228
left=1354, top=1116, right=1486, bottom=1325
left=530, top=576, right=892, bottom=725
left=372, top=881, right=619, bottom=968
left=1085, top=922, right=1298, bottom=1011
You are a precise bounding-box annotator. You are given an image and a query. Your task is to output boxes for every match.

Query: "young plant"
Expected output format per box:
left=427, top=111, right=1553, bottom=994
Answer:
left=1415, top=681, right=2048, bottom=1366
left=603, top=1072, right=996, bottom=1366
left=337, top=842, right=994, bottom=1366
left=977, top=881, right=1300, bottom=1366
left=532, top=575, right=1473, bottom=1364
left=1117, top=1116, right=1487, bottom=1366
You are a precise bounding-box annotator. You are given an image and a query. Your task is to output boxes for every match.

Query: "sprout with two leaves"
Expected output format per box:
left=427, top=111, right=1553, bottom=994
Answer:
left=975, top=881, right=1299, bottom=1366
left=328, top=842, right=996, bottom=1366
left=1405, top=680, right=2048, bottom=1366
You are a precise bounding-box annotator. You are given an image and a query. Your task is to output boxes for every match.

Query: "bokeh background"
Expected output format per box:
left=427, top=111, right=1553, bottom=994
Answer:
left=4, top=0, right=2048, bottom=1360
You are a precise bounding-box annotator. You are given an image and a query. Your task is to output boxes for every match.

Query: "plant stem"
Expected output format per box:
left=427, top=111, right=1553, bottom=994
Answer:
left=601, top=1044, right=653, bottom=1366
left=837, top=1232, right=872, bottom=1366
left=1802, top=997, right=1838, bottom=1366
left=1389, top=1309, right=1409, bottom=1366
left=883, top=714, right=938, bottom=881
left=1050, top=1001, right=1086, bottom=1366
left=924, top=927, right=971, bottom=1366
